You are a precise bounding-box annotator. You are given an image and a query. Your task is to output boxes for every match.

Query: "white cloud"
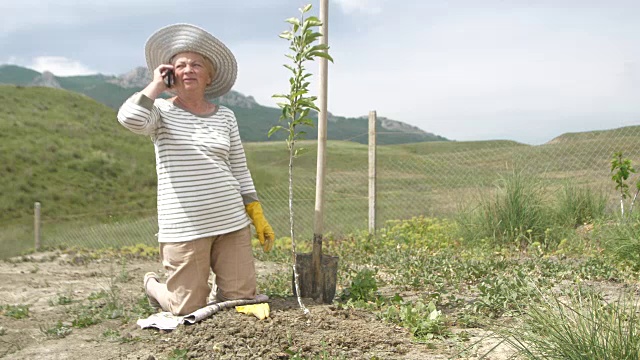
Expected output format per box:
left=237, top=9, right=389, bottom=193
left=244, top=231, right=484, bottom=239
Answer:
left=28, top=56, right=97, bottom=76
left=331, top=0, right=383, bottom=14
left=3, top=56, right=19, bottom=65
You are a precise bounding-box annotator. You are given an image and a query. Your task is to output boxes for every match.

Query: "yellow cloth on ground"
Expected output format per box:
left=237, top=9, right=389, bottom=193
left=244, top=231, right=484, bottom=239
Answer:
left=235, top=303, right=270, bottom=320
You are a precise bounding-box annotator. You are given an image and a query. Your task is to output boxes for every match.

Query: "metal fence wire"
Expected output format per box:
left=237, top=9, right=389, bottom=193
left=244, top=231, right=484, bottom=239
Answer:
left=2, top=124, right=639, bottom=259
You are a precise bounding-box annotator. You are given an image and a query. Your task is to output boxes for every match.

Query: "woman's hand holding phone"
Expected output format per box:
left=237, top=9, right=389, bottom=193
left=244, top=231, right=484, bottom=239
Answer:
left=163, top=68, right=175, bottom=88
left=151, top=64, right=174, bottom=89
left=141, top=65, right=174, bottom=99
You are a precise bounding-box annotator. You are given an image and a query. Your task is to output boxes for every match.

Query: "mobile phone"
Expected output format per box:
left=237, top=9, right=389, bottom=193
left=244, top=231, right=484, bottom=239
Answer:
left=163, top=69, right=174, bottom=88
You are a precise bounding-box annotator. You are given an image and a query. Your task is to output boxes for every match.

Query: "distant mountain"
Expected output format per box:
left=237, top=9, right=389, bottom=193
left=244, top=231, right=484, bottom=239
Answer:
left=106, top=66, right=150, bottom=88
left=31, top=71, right=62, bottom=88
left=0, top=64, right=448, bottom=144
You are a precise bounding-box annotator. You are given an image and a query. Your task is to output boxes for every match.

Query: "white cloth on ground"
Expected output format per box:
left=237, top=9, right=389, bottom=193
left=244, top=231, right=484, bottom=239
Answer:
left=137, top=294, right=269, bottom=330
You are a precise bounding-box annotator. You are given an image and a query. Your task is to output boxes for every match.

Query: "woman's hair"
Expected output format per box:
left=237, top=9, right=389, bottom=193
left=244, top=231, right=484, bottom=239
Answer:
left=169, top=52, right=216, bottom=85
left=201, top=56, right=216, bottom=85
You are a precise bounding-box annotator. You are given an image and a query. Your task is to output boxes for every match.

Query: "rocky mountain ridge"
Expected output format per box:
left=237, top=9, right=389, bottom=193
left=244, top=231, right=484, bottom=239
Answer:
left=0, top=64, right=448, bottom=144
left=30, top=71, right=62, bottom=88
left=105, top=66, right=259, bottom=108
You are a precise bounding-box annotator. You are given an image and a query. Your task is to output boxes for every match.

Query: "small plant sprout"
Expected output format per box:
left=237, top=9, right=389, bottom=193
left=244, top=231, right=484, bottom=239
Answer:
left=611, top=151, right=640, bottom=217
left=271, top=3, right=333, bottom=315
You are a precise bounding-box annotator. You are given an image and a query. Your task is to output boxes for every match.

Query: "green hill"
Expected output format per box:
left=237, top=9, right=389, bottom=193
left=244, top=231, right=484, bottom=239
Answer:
left=547, top=125, right=640, bottom=144
left=0, top=85, right=403, bottom=222
left=2, top=84, right=636, bottom=259
left=0, top=65, right=40, bottom=85
left=0, top=65, right=448, bottom=145
left=56, top=75, right=140, bottom=109
left=394, top=139, right=527, bottom=155
left=0, top=84, right=507, bottom=225
left=0, top=85, right=157, bottom=222
left=3, top=84, right=631, bottom=226
left=0, top=85, right=409, bottom=221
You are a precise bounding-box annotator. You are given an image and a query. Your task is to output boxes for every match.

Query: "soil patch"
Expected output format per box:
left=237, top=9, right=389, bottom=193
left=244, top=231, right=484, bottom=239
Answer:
left=0, top=252, right=466, bottom=359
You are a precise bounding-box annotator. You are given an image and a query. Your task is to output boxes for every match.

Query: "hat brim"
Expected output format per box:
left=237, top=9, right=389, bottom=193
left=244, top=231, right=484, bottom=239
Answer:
left=145, top=23, right=237, bottom=99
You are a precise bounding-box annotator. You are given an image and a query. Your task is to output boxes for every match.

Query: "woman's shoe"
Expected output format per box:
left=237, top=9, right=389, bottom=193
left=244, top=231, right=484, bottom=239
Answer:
left=143, top=272, right=161, bottom=309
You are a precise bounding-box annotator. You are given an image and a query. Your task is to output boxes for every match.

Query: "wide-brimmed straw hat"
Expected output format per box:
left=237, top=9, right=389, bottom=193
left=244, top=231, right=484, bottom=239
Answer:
left=145, top=23, right=237, bottom=98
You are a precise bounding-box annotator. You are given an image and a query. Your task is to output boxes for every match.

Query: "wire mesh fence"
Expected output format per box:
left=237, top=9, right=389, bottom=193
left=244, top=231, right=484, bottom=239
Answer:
left=2, top=124, right=639, bottom=259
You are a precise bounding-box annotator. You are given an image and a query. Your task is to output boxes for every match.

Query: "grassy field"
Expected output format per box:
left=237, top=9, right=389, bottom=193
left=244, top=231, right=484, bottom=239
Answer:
left=3, top=127, right=637, bottom=259
left=2, top=84, right=640, bottom=258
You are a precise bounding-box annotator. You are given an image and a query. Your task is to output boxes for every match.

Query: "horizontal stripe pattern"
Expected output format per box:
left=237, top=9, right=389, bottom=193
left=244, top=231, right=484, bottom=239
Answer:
left=117, top=93, right=254, bottom=242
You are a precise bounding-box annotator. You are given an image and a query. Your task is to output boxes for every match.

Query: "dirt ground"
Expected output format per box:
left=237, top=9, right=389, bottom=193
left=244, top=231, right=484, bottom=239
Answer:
left=0, top=252, right=508, bottom=360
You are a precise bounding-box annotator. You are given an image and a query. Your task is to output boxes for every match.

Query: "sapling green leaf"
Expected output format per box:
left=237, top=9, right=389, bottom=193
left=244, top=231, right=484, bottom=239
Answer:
left=267, top=126, right=284, bottom=137
left=279, top=32, right=293, bottom=40
left=285, top=17, right=301, bottom=26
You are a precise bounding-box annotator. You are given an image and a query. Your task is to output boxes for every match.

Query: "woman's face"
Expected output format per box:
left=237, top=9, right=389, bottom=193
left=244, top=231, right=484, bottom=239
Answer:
left=171, top=52, right=213, bottom=94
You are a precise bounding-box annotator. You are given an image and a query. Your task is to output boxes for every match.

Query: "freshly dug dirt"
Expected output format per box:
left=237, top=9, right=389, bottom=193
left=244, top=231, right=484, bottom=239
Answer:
left=151, top=298, right=443, bottom=360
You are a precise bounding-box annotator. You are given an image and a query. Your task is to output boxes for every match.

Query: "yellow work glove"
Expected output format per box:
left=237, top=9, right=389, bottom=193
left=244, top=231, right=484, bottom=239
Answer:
left=245, top=202, right=275, bottom=252
left=235, top=303, right=270, bottom=320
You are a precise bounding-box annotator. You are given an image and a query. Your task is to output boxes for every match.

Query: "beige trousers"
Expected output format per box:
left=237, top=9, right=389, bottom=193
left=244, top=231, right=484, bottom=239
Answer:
left=147, top=226, right=256, bottom=315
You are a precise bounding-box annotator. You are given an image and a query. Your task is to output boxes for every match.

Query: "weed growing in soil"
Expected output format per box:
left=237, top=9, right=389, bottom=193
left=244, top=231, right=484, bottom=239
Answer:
left=0, top=304, right=29, bottom=319
left=66, top=280, right=155, bottom=329
left=288, top=345, right=347, bottom=360
left=102, top=329, right=120, bottom=341
left=102, top=329, right=137, bottom=344
left=380, top=300, right=450, bottom=341
left=114, top=259, right=132, bottom=283
left=340, top=268, right=378, bottom=302
left=473, top=271, right=540, bottom=318
left=258, top=272, right=291, bottom=298
left=132, top=294, right=157, bottom=319
left=40, top=321, right=72, bottom=339
left=49, top=292, right=74, bottom=306
left=168, top=348, right=189, bottom=360
left=71, top=306, right=101, bottom=328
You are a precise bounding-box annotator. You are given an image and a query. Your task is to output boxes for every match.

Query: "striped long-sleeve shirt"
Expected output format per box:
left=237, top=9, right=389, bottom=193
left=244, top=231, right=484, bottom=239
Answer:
left=117, top=93, right=256, bottom=242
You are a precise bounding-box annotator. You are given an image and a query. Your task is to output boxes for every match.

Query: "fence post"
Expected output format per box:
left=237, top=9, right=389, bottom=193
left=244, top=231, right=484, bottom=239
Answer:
left=368, top=111, right=377, bottom=234
left=34, top=202, right=41, bottom=251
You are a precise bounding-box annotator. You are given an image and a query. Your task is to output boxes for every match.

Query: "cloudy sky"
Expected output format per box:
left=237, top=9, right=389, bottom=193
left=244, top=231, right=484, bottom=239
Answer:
left=2, top=0, right=639, bottom=144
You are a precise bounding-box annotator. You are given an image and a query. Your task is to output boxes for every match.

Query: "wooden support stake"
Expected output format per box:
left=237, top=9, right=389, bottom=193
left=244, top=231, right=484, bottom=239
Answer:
left=34, top=202, right=41, bottom=251
left=368, top=111, right=377, bottom=234
left=312, top=0, right=330, bottom=300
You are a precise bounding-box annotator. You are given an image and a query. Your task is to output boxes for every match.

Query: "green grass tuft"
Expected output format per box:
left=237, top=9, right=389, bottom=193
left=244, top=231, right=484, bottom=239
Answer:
left=457, top=170, right=552, bottom=248
left=555, top=182, right=607, bottom=227
left=498, top=289, right=640, bottom=359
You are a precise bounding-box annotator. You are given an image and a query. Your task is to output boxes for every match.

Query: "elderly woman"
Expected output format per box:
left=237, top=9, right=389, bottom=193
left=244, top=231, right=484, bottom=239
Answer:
left=117, top=23, right=274, bottom=316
